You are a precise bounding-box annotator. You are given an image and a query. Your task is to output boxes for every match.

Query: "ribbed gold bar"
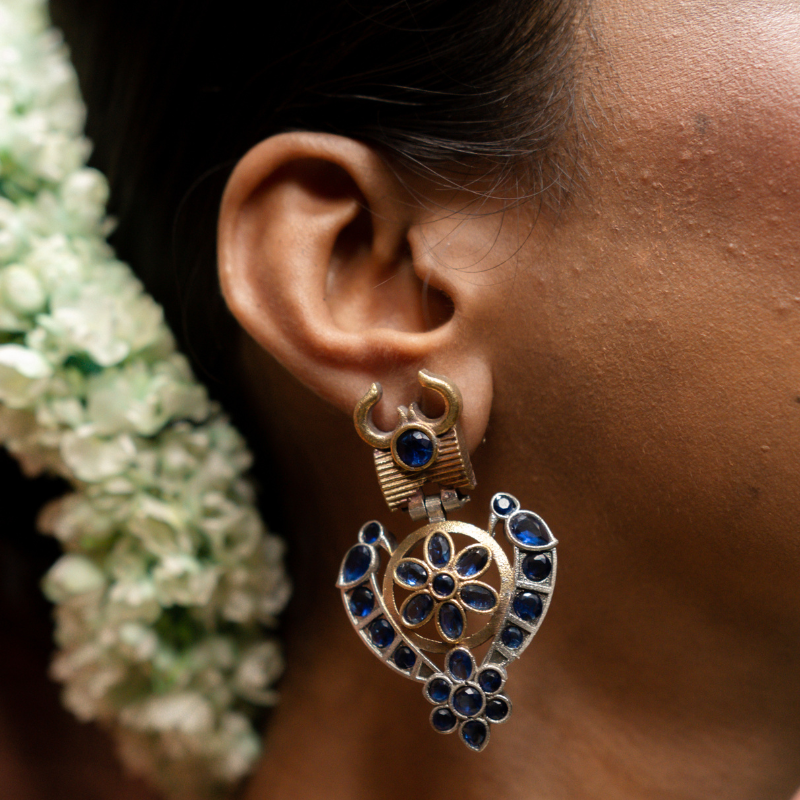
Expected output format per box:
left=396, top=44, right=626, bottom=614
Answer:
left=373, top=426, right=476, bottom=511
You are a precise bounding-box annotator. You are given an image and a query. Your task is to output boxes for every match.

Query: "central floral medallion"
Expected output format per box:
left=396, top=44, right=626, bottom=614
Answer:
left=394, top=530, right=500, bottom=643
left=382, top=520, right=514, bottom=654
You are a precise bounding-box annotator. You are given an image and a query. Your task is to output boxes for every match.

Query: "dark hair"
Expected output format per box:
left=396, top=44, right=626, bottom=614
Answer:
left=50, top=0, right=587, bottom=383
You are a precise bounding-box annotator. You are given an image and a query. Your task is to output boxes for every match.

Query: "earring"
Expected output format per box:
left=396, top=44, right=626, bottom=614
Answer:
left=337, top=370, right=558, bottom=751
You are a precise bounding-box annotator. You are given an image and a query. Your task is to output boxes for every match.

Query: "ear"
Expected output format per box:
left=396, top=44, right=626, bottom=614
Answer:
left=217, top=132, right=493, bottom=451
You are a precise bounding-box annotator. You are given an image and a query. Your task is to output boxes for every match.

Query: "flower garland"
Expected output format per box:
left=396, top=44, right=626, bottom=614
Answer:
left=0, top=0, right=290, bottom=796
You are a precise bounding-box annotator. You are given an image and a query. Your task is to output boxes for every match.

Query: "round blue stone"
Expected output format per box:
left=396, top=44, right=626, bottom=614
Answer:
left=460, top=584, right=497, bottom=611
left=486, top=697, right=510, bottom=722
left=452, top=686, right=482, bottom=717
left=403, top=593, right=434, bottom=625
left=361, top=521, right=381, bottom=544
left=448, top=649, right=473, bottom=681
left=461, top=719, right=488, bottom=749
left=455, top=547, right=489, bottom=578
left=432, top=707, right=457, bottom=732
left=513, top=591, right=543, bottom=623
left=368, top=618, right=395, bottom=649
left=509, top=512, right=550, bottom=547
left=432, top=573, right=455, bottom=597
left=492, top=493, right=518, bottom=517
left=478, top=668, right=503, bottom=694
left=427, top=532, right=451, bottom=567
left=395, top=561, right=428, bottom=588
left=343, top=545, right=372, bottom=583
left=428, top=678, right=451, bottom=703
left=396, top=429, right=435, bottom=468
left=393, top=646, right=416, bottom=671
left=347, top=586, right=374, bottom=618
left=522, top=553, right=552, bottom=581
left=501, top=624, right=525, bottom=649
left=439, top=602, right=464, bottom=640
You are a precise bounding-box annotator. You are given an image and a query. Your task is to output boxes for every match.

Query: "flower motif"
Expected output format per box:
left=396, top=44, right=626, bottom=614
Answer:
left=424, top=647, right=512, bottom=752
left=393, top=530, right=498, bottom=643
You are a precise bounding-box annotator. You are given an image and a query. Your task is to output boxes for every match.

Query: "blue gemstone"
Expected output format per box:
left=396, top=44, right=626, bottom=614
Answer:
left=361, top=521, right=381, bottom=544
left=455, top=547, right=489, bottom=578
left=439, top=603, right=464, bottom=640
left=368, top=618, right=395, bottom=649
left=453, top=686, right=483, bottom=717
left=432, top=707, right=457, bottom=732
left=460, top=584, right=497, bottom=611
left=492, top=494, right=518, bottom=516
left=396, top=429, right=435, bottom=468
left=448, top=649, right=473, bottom=681
left=395, top=561, right=428, bottom=588
left=522, top=553, right=552, bottom=581
left=393, top=645, right=416, bottom=671
left=461, top=719, right=488, bottom=749
left=403, top=593, right=434, bottom=625
left=513, top=591, right=543, bottom=622
left=343, top=545, right=372, bottom=583
left=501, top=624, right=525, bottom=649
left=509, top=512, right=550, bottom=547
left=427, top=532, right=451, bottom=567
left=432, top=573, right=455, bottom=597
left=347, top=586, right=374, bottom=618
left=478, top=668, right=502, bottom=694
left=428, top=678, right=451, bottom=703
left=486, top=697, right=509, bottom=722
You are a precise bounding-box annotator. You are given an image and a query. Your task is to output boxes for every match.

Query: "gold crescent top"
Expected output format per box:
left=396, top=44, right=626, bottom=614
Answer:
left=353, top=370, right=463, bottom=450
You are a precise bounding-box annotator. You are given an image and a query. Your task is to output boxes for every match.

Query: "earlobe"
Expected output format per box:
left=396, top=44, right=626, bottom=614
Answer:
left=217, top=131, right=492, bottom=452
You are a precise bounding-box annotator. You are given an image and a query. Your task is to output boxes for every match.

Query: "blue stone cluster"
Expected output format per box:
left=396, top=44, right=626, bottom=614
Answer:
left=424, top=647, right=511, bottom=751
left=394, top=530, right=499, bottom=643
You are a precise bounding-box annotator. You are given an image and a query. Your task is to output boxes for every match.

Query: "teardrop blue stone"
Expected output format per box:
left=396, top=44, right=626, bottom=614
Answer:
left=461, top=719, right=488, bottom=749
left=439, top=602, right=464, bottom=640
left=347, top=586, right=374, bottom=618
left=427, top=533, right=451, bottom=567
left=513, top=591, right=543, bottom=622
left=343, top=545, right=372, bottom=583
left=509, top=512, right=549, bottom=547
left=448, top=649, right=473, bottom=681
left=403, top=593, right=434, bottom=625
left=455, top=547, right=489, bottom=578
left=395, top=561, right=428, bottom=587
left=460, top=584, right=497, bottom=611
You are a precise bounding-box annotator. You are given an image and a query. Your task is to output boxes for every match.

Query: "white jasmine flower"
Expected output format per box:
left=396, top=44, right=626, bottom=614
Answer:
left=42, top=553, right=105, bottom=601
left=0, top=343, right=52, bottom=406
left=0, top=3, right=289, bottom=795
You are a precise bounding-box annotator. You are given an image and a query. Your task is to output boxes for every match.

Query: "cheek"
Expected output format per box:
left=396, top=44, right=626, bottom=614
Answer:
left=485, top=4, right=800, bottom=622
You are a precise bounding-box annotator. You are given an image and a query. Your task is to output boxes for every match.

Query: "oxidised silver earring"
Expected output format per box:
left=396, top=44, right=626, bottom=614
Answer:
left=337, top=370, right=557, bottom=751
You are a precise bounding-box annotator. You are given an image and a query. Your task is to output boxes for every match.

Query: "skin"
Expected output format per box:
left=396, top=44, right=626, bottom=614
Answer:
left=216, top=2, right=800, bottom=799
left=6, top=1, right=794, bottom=799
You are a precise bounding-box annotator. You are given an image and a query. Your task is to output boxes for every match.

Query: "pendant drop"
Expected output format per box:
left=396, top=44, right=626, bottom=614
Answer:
left=338, top=371, right=558, bottom=751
